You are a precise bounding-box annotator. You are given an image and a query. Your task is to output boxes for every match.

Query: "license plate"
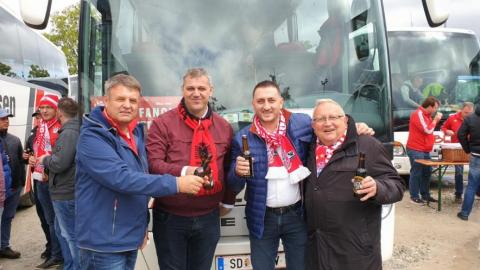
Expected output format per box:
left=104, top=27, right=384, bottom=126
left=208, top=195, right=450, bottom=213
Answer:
left=216, top=253, right=286, bottom=270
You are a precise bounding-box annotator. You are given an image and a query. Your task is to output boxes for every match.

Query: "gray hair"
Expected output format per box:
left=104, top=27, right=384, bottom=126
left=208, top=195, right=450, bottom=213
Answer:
left=182, top=67, right=213, bottom=87
left=104, top=74, right=142, bottom=96
left=314, top=98, right=345, bottom=115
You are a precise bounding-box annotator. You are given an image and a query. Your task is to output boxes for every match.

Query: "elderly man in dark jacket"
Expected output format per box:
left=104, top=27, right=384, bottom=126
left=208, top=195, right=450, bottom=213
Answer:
left=305, top=99, right=405, bottom=270
left=457, top=103, right=480, bottom=221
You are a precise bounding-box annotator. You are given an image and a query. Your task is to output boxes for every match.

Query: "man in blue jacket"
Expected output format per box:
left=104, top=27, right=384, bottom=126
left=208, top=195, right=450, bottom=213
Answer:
left=229, top=81, right=374, bottom=270
left=229, top=80, right=312, bottom=270
left=75, top=74, right=206, bottom=270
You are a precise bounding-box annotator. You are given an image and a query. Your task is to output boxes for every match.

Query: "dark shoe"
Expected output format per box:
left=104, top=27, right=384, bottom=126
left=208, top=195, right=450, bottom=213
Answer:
left=424, top=197, right=438, bottom=203
left=40, top=250, right=50, bottom=259
left=0, top=247, right=21, bottom=259
left=455, top=194, right=462, bottom=203
left=457, top=212, right=468, bottom=221
left=476, top=191, right=480, bottom=197
left=410, top=197, right=425, bottom=205
left=36, top=258, right=63, bottom=269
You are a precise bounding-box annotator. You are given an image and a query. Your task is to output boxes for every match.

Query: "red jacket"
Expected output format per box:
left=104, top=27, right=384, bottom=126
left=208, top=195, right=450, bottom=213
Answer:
left=146, top=108, right=236, bottom=217
left=406, top=107, right=437, bottom=152
left=441, top=112, right=463, bottom=143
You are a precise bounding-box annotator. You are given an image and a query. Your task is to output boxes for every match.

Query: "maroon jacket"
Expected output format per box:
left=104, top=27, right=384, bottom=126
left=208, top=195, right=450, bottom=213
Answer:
left=146, top=108, right=235, bottom=216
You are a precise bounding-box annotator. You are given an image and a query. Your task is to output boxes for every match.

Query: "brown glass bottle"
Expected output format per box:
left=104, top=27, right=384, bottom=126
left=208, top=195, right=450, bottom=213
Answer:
left=353, top=152, right=366, bottom=197
left=242, top=135, right=254, bottom=177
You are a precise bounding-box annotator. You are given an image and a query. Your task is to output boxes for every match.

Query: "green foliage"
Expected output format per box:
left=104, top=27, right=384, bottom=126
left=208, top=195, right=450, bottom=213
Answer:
left=0, top=62, right=16, bottom=77
left=43, top=3, right=80, bottom=75
left=29, top=65, right=50, bottom=78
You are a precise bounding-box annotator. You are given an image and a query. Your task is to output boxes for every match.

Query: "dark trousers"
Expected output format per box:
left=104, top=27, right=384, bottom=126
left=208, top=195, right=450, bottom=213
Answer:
left=36, top=181, right=62, bottom=260
left=152, top=208, right=220, bottom=270
left=34, top=180, right=51, bottom=256
left=1, top=188, right=21, bottom=249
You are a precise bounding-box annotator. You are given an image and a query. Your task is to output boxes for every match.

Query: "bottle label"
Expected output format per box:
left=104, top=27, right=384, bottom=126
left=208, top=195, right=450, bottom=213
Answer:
left=353, top=176, right=363, bottom=191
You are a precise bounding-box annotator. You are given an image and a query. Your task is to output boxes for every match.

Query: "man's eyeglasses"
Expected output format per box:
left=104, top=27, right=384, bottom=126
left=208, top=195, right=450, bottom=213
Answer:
left=312, top=115, right=345, bottom=123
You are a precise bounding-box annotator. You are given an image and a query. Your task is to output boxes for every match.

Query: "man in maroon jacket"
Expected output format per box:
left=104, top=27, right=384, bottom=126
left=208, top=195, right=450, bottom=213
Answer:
left=146, top=68, right=236, bottom=270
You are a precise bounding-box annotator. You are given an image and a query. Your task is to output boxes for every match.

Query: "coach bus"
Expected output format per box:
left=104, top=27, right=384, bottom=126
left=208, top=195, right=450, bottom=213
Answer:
left=20, top=0, right=449, bottom=268
left=0, top=3, right=69, bottom=206
left=388, top=28, right=480, bottom=175
left=382, top=0, right=480, bottom=176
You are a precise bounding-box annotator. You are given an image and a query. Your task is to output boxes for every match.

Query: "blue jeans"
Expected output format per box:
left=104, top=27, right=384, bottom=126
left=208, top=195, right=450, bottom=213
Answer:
left=36, top=181, right=62, bottom=260
left=460, top=155, right=480, bottom=217
left=79, top=249, right=137, bottom=270
left=1, top=188, right=21, bottom=249
left=407, top=149, right=432, bottom=199
left=152, top=208, right=220, bottom=270
left=454, top=165, right=464, bottom=196
left=53, top=200, right=78, bottom=270
left=249, top=206, right=307, bottom=270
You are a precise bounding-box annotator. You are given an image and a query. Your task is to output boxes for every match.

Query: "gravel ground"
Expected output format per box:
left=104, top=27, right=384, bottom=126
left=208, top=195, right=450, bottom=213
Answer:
left=384, top=180, right=480, bottom=270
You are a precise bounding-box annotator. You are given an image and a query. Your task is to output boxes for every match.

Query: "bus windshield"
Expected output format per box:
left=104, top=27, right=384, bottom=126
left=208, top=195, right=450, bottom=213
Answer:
left=80, top=0, right=391, bottom=140
left=389, top=28, right=480, bottom=131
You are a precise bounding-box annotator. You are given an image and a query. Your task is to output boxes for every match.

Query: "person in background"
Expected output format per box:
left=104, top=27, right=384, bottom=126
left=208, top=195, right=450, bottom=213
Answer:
left=0, top=138, right=13, bottom=270
left=28, top=94, right=64, bottom=269
left=304, top=99, right=404, bottom=270
left=406, top=96, right=442, bottom=205
left=399, top=74, right=424, bottom=109
left=146, top=68, right=236, bottom=270
left=24, top=110, right=52, bottom=260
left=39, top=97, right=81, bottom=270
left=0, top=108, right=25, bottom=259
left=441, top=102, right=474, bottom=202
left=457, top=103, right=480, bottom=221
left=75, top=73, right=205, bottom=270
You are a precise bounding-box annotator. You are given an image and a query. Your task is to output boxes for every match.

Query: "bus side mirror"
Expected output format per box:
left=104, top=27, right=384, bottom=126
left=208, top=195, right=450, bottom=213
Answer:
left=422, top=0, right=450, bottom=27
left=19, top=0, right=52, bottom=30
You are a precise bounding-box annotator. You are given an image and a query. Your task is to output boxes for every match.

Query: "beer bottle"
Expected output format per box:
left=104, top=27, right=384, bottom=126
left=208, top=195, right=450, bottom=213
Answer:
left=241, top=135, right=254, bottom=177
left=353, top=152, right=366, bottom=197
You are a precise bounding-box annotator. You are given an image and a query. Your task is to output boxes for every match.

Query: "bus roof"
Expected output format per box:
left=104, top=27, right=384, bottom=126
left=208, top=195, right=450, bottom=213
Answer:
left=0, top=73, right=62, bottom=96
left=388, top=27, right=476, bottom=36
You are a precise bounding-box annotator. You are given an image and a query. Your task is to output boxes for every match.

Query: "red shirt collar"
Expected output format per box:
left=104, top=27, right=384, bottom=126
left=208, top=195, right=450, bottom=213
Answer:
left=102, top=110, right=138, bottom=154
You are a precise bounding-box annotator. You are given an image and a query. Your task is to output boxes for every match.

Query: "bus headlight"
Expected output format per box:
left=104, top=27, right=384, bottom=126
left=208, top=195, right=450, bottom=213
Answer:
left=393, top=141, right=406, bottom=156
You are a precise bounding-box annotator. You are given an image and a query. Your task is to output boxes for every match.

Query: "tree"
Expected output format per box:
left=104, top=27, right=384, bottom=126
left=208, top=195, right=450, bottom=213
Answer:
left=28, top=65, right=50, bottom=78
left=0, top=62, right=16, bottom=77
left=43, top=3, right=80, bottom=75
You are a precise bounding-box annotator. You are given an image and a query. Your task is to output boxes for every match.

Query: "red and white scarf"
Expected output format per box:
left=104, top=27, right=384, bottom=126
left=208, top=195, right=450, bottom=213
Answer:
left=315, top=133, right=346, bottom=176
left=33, top=118, right=61, bottom=182
left=178, top=100, right=221, bottom=196
left=253, top=112, right=310, bottom=183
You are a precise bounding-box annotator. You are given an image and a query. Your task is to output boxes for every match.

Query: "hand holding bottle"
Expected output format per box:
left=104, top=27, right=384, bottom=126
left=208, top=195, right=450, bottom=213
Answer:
left=177, top=175, right=206, bottom=195
left=352, top=176, right=377, bottom=201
